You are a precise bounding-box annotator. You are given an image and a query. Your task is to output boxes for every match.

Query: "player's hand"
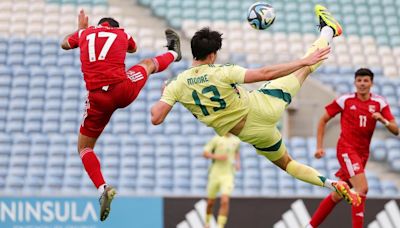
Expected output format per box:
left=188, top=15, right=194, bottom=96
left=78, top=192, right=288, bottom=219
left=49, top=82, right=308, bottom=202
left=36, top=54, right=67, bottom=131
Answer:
left=314, top=148, right=325, bottom=159
left=302, top=47, right=331, bottom=66
left=216, top=154, right=228, bottom=161
left=78, top=9, right=89, bottom=30
left=371, top=112, right=384, bottom=122
left=203, top=152, right=212, bottom=159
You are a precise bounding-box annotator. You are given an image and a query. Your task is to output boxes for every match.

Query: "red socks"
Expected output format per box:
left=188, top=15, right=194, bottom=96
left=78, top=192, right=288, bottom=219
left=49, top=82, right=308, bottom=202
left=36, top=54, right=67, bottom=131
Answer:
left=351, top=195, right=366, bottom=228
left=310, top=193, right=338, bottom=227
left=80, top=148, right=105, bottom=189
left=152, top=51, right=176, bottom=73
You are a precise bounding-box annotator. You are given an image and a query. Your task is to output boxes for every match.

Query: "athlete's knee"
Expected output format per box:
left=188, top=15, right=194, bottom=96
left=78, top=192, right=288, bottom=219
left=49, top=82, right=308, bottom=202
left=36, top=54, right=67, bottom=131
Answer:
left=356, top=185, right=368, bottom=196
left=77, top=133, right=97, bottom=154
left=273, top=152, right=292, bottom=170
left=207, top=199, right=216, bottom=209
left=220, top=195, right=230, bottom=207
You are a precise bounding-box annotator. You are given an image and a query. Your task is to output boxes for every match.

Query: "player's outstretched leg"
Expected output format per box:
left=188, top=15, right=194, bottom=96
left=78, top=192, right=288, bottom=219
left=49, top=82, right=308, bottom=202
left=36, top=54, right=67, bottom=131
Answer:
left=273, top=153, right=361, bottom=207
left=134, top=29, right=182, bottom=76
left=99, top=185, right=117, bottom=221
left=295, top=4, right=342, bottom=86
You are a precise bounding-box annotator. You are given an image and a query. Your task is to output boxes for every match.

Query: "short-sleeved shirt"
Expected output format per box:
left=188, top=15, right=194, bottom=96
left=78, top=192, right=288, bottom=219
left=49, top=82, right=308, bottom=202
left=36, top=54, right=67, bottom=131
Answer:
left=325, top=93, right=394, bottom=155
left=68, top=24, right=136, bottom=90
left=204, top=135, right=241, bottom=176
left=161, top=64, right=249, bottom=135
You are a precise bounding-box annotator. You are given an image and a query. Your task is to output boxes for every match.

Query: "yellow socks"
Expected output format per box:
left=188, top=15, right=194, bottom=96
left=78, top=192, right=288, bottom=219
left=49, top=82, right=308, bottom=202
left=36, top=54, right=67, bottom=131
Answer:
left=303, top=38, right=329, bottom=73
left=205, top=214, right=212, bottom=225
left=286, top=160, right=325, bottom=187
left=217, top=215, right=227, bottom=228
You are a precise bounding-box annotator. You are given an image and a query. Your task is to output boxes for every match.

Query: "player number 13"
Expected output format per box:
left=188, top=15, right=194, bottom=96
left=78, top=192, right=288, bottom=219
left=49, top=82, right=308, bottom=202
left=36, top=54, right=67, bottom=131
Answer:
left=192, top=85, right=226, bottom=116
left=86, top=32, right=117, bottom=62
left=359, top=115, right=367, bottom=127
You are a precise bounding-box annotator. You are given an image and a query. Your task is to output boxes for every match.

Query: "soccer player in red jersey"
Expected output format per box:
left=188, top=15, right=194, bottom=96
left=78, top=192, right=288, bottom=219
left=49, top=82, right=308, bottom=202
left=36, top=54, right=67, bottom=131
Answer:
left=60, top=10, right=182, bottom=221
left=307, top=68, right=399, bottom=228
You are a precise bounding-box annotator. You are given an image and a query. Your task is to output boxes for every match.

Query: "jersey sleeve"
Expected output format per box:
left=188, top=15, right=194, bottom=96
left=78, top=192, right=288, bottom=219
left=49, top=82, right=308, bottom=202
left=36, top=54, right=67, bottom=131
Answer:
left=67, top=30, right=80, bottom=49
left=203, top=136, right=219, bottom=153
left=160, top=80, right=178, bottom=106
left=126, top=32, right=136, bottom=50
left=325, top=99, right=342, bottom=117
left=221, top=64, right=247, bottom=84
left=381, top=105, right=395, bottom=121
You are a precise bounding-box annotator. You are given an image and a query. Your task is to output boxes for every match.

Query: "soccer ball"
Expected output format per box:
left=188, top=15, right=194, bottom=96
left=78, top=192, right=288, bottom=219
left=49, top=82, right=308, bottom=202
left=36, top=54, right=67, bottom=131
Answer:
left=247, top=2, right=276, bottom=30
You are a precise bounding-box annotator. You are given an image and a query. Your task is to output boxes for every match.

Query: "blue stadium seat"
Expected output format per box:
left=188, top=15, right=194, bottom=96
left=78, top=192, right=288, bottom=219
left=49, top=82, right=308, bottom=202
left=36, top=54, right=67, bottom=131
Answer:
left=371, top=140, right=387, bottom=161
left=381, top=181, right=399, bottom=196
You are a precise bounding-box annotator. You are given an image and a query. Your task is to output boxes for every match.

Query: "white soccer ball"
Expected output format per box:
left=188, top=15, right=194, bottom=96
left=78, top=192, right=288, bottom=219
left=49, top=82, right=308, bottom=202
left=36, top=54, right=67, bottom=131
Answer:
left=247, top=2, right=276, bottom=30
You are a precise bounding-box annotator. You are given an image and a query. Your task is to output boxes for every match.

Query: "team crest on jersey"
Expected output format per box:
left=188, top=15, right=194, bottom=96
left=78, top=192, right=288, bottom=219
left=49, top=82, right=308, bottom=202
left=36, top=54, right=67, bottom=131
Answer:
left=369, top=105, right=376, bottom=113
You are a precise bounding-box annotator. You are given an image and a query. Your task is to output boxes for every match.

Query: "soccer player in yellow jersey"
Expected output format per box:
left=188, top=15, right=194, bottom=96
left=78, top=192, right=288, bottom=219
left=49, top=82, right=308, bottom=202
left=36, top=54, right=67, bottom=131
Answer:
left=203, top=133, right=241, bottom=228
left=151, top=5, right=361, bottom=206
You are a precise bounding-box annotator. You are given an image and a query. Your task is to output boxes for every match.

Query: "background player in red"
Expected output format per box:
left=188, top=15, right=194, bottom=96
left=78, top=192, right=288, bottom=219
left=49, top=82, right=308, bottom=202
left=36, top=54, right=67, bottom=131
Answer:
left=307, top=68, right=399, bottom=228
left=60, top=10, right=181, bottom=221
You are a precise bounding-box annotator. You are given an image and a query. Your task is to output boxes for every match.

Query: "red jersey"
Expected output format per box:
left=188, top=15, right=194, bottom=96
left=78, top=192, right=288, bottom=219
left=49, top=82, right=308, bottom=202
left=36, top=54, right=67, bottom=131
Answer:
left=68, top=24, right=136, bottom=90
left=326, top=93, right=394, bottom=155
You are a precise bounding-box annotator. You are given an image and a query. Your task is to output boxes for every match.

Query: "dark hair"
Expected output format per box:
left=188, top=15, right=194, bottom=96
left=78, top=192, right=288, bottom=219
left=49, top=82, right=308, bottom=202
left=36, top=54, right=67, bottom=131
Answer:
left=191, top=27, right=222, bottom=60
left=98, top=17, right=119, bottom=28
left=355, top=68, right=374, bottom=81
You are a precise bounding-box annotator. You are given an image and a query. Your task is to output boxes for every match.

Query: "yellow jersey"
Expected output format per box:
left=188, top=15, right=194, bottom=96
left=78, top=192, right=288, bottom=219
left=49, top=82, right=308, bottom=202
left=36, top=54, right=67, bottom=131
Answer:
left=204, top=135, right=241, bottom=176
left=161, top=64, right=249, bottom=136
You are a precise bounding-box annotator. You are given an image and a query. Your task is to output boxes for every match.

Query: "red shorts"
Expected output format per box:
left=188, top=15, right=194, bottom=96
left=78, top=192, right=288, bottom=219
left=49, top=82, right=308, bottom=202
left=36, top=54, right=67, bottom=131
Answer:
left=335, top=147, right=368, bottom=182
left=80, top=65, right=148, bottom=138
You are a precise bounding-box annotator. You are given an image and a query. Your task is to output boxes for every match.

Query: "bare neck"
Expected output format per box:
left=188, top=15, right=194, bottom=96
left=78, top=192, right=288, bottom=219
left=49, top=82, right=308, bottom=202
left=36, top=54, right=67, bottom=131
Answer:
left=192, top=59, right=213, bottom=67
left=356, top=92, right=370, bottom=101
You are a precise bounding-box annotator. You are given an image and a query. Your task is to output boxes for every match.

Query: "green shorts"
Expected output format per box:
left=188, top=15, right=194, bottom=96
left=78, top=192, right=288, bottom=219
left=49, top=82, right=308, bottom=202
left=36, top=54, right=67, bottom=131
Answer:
left=207, top=174, right=234, bottom=198
left=237, top=74, right=301, bottom=161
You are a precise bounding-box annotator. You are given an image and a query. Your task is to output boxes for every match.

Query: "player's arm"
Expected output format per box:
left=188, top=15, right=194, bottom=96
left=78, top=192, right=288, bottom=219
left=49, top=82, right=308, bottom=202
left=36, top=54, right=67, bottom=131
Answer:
left=372, top=111, right=399, bottom=136
left=243, top=47, right=330, bottom=83
left=151, top=101, right=172, bottom=125
left=203, top=137, right=227, bottom=161
left=61, top=9, right=88, bottom=50
left=314, top=111, right=334, bottom=159
left=126, top=34, right=137, bottom=53
left=151, top=79, right=178, bottom=125
left=203, top=151, right=227, bottom=161
left=234, top=149, right=241, bottom=171
left=315, top=99, right=341, bottom=158
left=127, top=46, right=137, bottom=53
left=61, top=32, right=77, bottom=50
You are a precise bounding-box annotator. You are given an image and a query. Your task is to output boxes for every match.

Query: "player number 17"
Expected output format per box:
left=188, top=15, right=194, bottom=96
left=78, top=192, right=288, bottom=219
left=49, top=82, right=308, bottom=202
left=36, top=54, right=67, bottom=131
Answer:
left=86, top=32, right=117, bottom=62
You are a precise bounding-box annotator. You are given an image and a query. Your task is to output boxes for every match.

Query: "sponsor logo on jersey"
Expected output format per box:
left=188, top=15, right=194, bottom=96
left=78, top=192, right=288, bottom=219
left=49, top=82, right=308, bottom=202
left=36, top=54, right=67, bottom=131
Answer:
left=350, top=105, right=357, bottom=110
